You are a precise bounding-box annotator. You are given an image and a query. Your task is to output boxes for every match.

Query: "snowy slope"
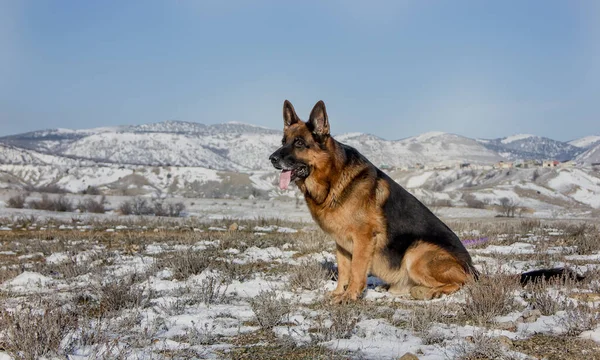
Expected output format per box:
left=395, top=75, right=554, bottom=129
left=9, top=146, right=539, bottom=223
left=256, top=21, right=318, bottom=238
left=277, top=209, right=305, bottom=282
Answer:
left=575, top=143, right=600, bottom=166
left=478, top=134, right=584, bottom=161
left=1, top=122, right=281, bottom=171
left=569, top=135, right=600, bottom=150
left=337, top=132, right=504, bottom=167
left=60, top=132, right=245, bottom=170
left=0, top=143, right=94, bottom=166
left=2, top=121, right=597, bottom=170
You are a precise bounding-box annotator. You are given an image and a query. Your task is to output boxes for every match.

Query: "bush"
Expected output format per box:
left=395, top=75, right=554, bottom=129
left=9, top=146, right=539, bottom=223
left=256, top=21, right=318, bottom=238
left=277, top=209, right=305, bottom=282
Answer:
left=158, top=250, right=213, bottom=281
left=198, top=275, right=229, bottom=307
left=249, top=290, right=291, bottom=330
left=463, top=194, right=485, bottom=209
left=559, top=301, right=600, bottom=336
left=6, top=193, right=28, bottom=208
left=98, top=276, right=149, bottom=313
left=27, top=194, right=74, bottom=212
left=119, top=197, right=152, bottom=215
left=311, top=302, right=363, bottom=341
left=0, top=303, right=77, bottom=359
left=77, top=196, right=107, bottom=213
left=463, top=274, right=518, bottom=325
left=567, top=224, right=600, bottom=255
left=118, top=197, right=185, bottom=217
left=409, top=303, right=446, bottom=334
left=288, top=260, right=332, bottom=291
left=153, top=201, right=186, bottom=217
left=453, top=332, right=511, bottom=360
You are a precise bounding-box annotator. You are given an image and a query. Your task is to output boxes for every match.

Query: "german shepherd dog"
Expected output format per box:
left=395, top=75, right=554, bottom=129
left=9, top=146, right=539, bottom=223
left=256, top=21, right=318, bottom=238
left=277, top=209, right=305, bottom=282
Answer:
left=269, top=100, right=478, bottom=303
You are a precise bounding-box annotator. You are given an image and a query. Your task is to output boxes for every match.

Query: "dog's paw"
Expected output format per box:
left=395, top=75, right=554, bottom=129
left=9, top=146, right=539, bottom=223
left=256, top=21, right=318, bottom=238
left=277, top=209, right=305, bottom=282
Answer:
left=330, top=290, right=362, bottom=304
left=410, top=286, right=434, bottom=300
left=328, top=288, right=346, bottom=298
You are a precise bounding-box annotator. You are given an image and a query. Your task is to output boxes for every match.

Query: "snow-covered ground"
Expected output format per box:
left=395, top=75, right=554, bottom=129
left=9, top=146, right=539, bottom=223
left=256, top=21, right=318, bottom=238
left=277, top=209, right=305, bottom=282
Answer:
left=1, top=208, right=600, bottom=359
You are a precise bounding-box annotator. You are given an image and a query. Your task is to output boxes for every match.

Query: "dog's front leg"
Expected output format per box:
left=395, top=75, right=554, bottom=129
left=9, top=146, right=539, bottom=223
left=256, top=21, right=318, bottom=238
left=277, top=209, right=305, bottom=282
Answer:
left=334, top=234, right=375, bottom=303
left=331, top=245, right=351, bottom=297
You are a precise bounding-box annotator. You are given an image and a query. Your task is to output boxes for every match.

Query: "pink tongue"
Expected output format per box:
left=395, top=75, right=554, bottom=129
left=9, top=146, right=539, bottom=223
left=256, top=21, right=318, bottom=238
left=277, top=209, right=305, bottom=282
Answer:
left=279, top=170, right=292, bottom=190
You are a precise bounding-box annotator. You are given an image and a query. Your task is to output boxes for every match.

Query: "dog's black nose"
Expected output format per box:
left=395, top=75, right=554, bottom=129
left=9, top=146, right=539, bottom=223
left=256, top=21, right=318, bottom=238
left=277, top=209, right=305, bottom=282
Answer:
left=269, top=154, right=280, bottom=164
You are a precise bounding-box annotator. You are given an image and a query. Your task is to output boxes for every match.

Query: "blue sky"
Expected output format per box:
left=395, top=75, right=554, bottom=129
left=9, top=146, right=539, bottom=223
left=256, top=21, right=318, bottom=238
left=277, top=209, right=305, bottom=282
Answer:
left=1, top=1, right=598, bottom=141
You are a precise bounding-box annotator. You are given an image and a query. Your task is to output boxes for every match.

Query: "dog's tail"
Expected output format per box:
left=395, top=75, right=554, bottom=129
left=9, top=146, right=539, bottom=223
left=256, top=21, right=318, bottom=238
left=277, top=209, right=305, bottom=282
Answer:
left=460, top=238, right=584, bottom=285
left=519, top=268, right=585, bottom=286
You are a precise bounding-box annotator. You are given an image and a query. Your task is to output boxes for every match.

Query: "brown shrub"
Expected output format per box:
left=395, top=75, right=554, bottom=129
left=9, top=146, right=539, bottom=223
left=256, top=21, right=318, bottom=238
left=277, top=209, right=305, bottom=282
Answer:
left=157, top=249, right=213, bottom=280
left=0, top=303, right=77, bottom=359
left=463, top=274, right=519, bottom=325
left=287, top=260, right=332, bottom=291
left=463, top=194, right=485, bottom=209
left=27, top=194, right=74, bottom=212
left=77, top=196, right=107, bottom=213
left=249, top=290, right=292, bottom=330
left=6, top=193, right=28, bottom=208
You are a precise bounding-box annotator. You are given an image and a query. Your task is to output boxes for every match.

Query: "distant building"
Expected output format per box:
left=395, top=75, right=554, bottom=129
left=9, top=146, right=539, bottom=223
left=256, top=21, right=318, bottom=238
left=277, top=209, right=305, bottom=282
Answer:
left=494, top=161, right=513, bottom=169
left=543, top=160, right=560, bottom=168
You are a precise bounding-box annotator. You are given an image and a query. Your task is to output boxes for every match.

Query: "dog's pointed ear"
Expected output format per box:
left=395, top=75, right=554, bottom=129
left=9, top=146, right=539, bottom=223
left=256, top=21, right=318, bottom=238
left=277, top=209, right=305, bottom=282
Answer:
left=308, top=100, right=329, bottom=137
left=283, top=100, right=300, bottom=129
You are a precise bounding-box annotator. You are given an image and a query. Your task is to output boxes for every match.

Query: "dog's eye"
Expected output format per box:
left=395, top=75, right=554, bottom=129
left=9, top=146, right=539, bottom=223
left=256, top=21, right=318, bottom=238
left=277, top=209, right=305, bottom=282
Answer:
left=294, top=139, right=306, bottom=148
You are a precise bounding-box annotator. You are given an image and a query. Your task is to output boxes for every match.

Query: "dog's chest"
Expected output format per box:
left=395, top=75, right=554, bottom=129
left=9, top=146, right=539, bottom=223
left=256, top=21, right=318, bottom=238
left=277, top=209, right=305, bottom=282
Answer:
left=308, top=201, right=355, bottom=235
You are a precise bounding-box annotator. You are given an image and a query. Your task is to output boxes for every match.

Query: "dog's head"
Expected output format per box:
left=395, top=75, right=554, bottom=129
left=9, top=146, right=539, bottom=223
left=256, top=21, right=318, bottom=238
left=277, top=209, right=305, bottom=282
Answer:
left=269, top=100, right=331, bottom=190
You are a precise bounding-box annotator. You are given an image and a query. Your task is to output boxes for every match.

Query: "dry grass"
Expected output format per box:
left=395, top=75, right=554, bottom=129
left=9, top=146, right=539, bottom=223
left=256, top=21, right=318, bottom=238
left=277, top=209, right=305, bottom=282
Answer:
left=289, top=231, right=331, bottom=255
left=408, top=302, right=447, bottom=334
left=452, top=332, right=515, bottom=360
left=309, top=301, right=366, bottom=341
left=1, top=217, right=600, bottom=359
left=463, top=273, right=520, bottom=325
left=97, top=275, right=151, bottom=314
left=287, top=260, right=333, bottom=291
left=567, top=223, right=600, bottom=255
left=249, top=290, right=292, bottom=330
left=0, top=302, right=77, bottom=360
left=524, top=281, right=564, bottom=316
left=559, top=301, right=600, bottom=336
left=513, top=334, right=600, bottom=360
left=156, top=249, right=214, bottom=280
left=198, top=274, right=230, bottom=307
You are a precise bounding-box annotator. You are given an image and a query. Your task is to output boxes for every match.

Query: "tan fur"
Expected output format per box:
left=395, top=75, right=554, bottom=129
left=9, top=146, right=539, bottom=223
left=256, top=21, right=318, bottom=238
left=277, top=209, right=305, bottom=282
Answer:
left=403, top=242, right=469, bottom=300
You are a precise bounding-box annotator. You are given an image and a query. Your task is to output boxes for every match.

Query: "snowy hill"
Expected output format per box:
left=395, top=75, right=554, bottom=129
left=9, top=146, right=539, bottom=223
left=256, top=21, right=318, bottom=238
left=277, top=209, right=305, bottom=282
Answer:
left=1, top=121, right=596, bottom=171
left=1, top=122, right=502, bottom=171
left=575, top=143, right=600, bottom=166
left=0, top=143, right=95, bottom=166
left=0, top=122, right=281, bottom=171
left=569, top=135, right=600, bottom=150
left=478, top=134, right=584, bottom=161
left=337, top=132, right=503, bottom=167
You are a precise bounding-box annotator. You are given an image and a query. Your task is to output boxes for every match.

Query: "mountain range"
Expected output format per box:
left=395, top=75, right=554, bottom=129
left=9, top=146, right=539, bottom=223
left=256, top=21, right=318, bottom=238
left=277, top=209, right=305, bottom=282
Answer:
left=1, top=121, right=599, bottom=170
